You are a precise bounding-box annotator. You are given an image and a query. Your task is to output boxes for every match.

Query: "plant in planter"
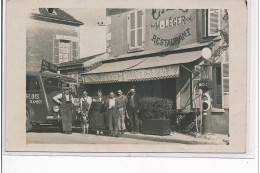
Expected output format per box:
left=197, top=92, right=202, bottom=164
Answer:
left=139, top=97, right=173, bottom=136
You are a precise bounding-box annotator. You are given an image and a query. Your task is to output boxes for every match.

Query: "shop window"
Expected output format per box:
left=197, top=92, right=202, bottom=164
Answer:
left=127, top=10, right=145, bottom=51
left=203, top=9, right=220, bottom=37
left=53, top=39, right=78, bottom=64
left=26, top=76, right=40, bottom=91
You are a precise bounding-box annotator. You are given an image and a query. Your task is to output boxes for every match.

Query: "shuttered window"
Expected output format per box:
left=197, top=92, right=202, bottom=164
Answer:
left=53, top=39, right=60, bottom=64
left=53, top=39, right=79, bottom=64
left=71, top=41, right=78, bottom=60
left=222, top=63, right=229, bottom=108
left=128, top=10, right=145, bottom=50
left=207, top=9, right=220, bottom=36
left=202, top=9, right=220, bottom=37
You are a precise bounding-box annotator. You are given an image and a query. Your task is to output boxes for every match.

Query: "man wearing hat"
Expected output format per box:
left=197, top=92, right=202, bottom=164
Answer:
left=53, top=86, right=75, bottom=134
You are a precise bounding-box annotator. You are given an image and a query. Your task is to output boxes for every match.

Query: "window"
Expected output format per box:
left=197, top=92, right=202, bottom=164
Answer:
left=43, top=78, right=61, bottom=88
left=26, top=76, right=40, bottom=91
left=222, top=63, right=229, bottom=108
left=53, top=39, right=78, bottom=64
left=203, top=9, right=220, bottom=37
left=128, top=10, right=145, bottom=50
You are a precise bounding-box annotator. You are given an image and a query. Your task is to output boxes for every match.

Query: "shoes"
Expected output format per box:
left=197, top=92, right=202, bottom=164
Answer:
left=133, top=131, right=138, bottom=134
left=68, top=131, right=72, bottom=134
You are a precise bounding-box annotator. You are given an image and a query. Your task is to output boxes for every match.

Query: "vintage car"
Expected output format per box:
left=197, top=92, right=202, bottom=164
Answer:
left=26, top=71, right=81, bottom=132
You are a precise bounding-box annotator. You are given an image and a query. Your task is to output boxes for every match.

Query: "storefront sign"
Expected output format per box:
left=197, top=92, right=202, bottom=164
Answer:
left=151, top=9, right=189, bottom=20
left=151, top=28, right=191, bottom=47
left=151, top=16, right=191, bottom=30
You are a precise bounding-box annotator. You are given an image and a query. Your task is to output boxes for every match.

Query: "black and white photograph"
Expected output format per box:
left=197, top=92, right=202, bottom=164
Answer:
left=25, top=8, right=231, bottom=146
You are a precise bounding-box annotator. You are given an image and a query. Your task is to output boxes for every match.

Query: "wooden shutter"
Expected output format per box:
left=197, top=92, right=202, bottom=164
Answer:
left=222, top=63, right=229, bottom=108
left=128, top=10, right=145, bottom=50
left=208, top=9, right=220, bottom=36
left=53, top=39, right=59, bottom=64
left=71, top=41, right=78, bottom=60
left=137, top=10, right=143, bottom=47
left=130, top=11, right=136, bottom=48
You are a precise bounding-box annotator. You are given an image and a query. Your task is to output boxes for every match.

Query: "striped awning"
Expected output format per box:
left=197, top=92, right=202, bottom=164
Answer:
left=81, top=50, right=202, bottom=84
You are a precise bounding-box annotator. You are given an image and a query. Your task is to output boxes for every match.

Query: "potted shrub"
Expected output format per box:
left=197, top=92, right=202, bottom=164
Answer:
left=139, top=97, right=173, bottom=136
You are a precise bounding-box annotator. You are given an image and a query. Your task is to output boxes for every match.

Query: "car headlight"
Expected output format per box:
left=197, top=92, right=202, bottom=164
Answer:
left=53, top=105, right=60, bottom=112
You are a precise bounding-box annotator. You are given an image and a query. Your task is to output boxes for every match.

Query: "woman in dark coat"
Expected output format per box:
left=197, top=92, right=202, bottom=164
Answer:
left=89, top=90, right=106, bottom=135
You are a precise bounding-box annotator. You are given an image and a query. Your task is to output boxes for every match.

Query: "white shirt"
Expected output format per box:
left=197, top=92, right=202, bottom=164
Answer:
left=108, top=98, right=115, bottom=109
left=80, top=96, right=92, bottom=106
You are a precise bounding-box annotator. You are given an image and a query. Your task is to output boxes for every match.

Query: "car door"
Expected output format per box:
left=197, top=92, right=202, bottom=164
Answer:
left=26, top=75, right=48, bottom=123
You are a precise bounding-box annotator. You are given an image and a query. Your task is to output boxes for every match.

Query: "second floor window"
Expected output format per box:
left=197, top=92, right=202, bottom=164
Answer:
left=203, top=9, right=221, bottom=37
left=53, top=39, right=78, bottom=63
left=128, top=10, right=145, bottom=50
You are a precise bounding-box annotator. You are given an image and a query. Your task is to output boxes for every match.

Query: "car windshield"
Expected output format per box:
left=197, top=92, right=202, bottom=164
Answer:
left=42, top=77, right=78, bottom=96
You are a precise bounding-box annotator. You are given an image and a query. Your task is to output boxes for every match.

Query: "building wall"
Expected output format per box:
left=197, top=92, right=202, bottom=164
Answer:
left=26, top=19, right=79, bottom=71
left=107, top=9, right=201, bottom=57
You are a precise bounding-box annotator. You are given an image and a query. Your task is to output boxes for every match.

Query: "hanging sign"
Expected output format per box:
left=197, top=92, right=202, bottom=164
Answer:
left=41, top=60, right=58, bottom=73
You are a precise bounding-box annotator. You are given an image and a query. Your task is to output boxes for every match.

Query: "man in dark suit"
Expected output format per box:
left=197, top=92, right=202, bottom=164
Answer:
left=127, top=88, right=140, bottom=134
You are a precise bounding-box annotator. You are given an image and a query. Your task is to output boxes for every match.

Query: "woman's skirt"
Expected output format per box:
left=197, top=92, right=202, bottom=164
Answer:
left=90, top=111, right=105, bottom=130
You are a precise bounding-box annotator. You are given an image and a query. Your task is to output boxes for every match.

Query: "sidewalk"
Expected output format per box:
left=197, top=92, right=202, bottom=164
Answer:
left=121, top=132, right=229, bottom=145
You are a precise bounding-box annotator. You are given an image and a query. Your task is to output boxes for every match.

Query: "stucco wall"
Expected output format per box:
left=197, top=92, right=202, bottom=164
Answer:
left=26, top=19, right=79, bottom=71
left=108, top=9, right=201, bottom=57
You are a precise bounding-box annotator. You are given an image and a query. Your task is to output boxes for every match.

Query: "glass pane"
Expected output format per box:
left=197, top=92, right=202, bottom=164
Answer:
left=130, top=12, right=135, bottom=29
left=137, top=10, right=142, bottom=28
left=26, top=77, right=40, bottom=91
left=130, top=30, right=135, bottom=47
left=137, top=29, right=142, bottom=46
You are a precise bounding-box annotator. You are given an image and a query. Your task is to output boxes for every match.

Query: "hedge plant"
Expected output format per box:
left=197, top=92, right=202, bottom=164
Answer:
left=139, top=97, right=173, bottom=119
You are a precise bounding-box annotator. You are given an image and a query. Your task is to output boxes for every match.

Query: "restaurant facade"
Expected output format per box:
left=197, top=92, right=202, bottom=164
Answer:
left=80, top=9, right=229, bottom=134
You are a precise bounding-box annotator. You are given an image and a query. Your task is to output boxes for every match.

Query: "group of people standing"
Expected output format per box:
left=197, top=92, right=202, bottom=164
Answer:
left=53, top=87, right=140, bottom=137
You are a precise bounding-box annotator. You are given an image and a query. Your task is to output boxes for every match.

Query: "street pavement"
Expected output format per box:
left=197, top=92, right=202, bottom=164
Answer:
left=26, top=127, right=167, bottom=144
left=26, top=126, right=228, bottom=145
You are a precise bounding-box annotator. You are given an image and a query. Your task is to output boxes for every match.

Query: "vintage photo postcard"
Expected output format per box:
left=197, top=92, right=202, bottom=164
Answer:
left=4, top=0, right=248, bottom=154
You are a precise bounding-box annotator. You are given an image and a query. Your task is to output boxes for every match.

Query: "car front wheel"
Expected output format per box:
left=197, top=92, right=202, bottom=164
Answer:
left=26, top=109, right=33, bottom=132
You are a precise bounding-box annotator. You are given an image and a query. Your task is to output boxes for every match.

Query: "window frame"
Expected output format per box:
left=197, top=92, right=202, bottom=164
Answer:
left=127, top=9, right=145, bottom=51
left=53, top=39, right=79, bottom=64
left=26, top=76, right=41, bottom=91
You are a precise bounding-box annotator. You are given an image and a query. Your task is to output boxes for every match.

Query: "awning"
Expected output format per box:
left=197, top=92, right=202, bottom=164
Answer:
left=81, top=50, right=202, bottom=84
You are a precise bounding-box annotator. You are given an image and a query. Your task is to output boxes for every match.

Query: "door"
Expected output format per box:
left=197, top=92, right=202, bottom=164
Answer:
left=26, top=75, right=48, bottom=122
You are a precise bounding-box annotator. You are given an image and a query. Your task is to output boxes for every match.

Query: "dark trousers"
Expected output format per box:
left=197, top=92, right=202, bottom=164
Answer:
left=60, top=103, right=73, bottom=132
left=107, top=109, right=118, bottom=135
left=128, top=109, right=139, bottom=132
